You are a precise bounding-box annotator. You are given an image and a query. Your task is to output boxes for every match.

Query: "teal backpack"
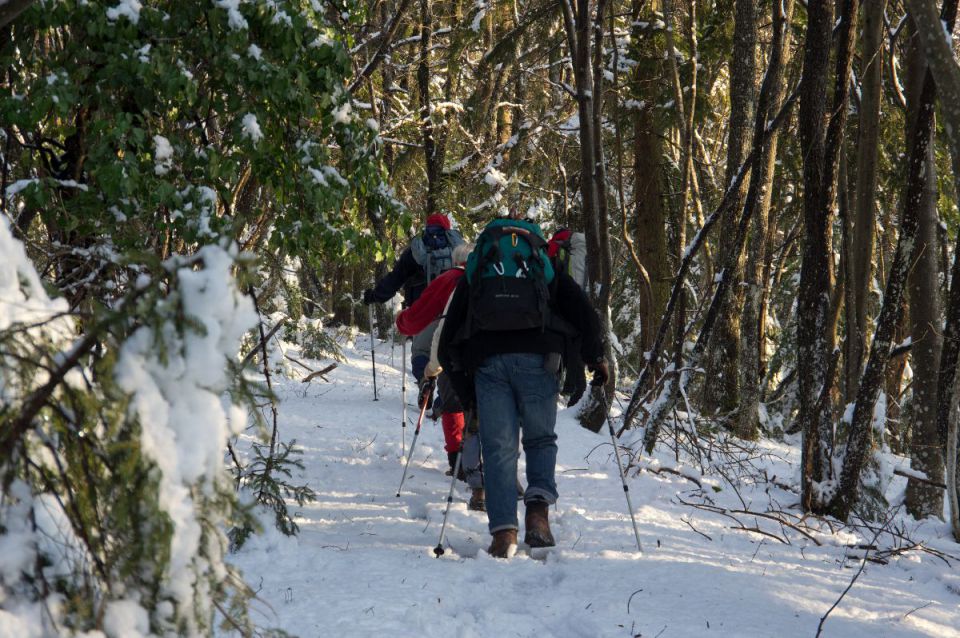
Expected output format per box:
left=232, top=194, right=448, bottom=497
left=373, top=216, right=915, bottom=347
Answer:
left=464, top=218, right=555, bottom=333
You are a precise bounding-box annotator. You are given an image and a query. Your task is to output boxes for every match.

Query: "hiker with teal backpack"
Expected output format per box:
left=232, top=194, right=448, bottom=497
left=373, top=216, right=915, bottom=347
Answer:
left=438, top=213, right=607, bottom=559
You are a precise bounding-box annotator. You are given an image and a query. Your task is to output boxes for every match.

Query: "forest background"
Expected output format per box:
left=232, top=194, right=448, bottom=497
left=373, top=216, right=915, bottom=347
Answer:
left=3, top=0, right=960, bottom=634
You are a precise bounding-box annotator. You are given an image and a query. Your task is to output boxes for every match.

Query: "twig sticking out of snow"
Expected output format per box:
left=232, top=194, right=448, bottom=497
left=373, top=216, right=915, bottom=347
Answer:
left=815, top=506, right=901, bottom=638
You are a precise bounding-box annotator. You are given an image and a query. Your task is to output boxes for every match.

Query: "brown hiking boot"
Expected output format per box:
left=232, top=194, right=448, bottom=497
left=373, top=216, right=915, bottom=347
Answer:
left=468, top=488, right=486, bottom=512
left=486, top=529, right=518, bottom=558
left=524, top=501, right=555, bottom=548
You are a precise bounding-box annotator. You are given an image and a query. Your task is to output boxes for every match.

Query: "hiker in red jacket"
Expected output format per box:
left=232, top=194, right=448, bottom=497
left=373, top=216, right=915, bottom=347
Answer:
left=396, top=243, right=485, bottom=511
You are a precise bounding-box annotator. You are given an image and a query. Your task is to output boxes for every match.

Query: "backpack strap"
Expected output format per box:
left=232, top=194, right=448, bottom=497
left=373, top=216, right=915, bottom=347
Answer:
left=468, top=228, right=501, bottom=285
left=486, top=225, right=548, bottom=251
left=483, top=225, right=548, bottom=273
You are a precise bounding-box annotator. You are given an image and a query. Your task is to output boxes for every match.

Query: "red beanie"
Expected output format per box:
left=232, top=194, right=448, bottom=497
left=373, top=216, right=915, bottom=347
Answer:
left=426, top=213, right=451, bottom=230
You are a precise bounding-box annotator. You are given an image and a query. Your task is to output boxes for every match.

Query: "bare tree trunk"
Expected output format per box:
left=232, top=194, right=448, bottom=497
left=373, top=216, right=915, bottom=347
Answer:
left=561, top=0, right=599, bottom=260
left=900, top=0, right=960, bottom=524
left=905, top=0, right=960, bottom=539
left=703, top=0, right=757, bottom=419
left=629, top=4, right=669, bottom=362
left=652, top=0, right=695, bottom=285
left=845, top=0, right=886, bottom=400
left=418, top=0, right=439, bottom=215
left=949, top=371, right=960, bottom=539
left=905, top=141, right=945, bottom=514
left=797, top=0, right=837, bottom=513
left=736, top=0, right=795, bottom=439
left=590, top=0, right=614, bottom=372
left=829, top=7, right=945, bottom=522
left=904, top=17, right=945, bottom=518
left=561, top=0, right=615, bottom=431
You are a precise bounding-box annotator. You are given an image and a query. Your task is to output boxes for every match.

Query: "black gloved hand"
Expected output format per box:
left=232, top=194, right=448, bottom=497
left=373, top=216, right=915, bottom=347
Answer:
left=362, top=288, right=377, bottom=305
left=417, top=377, right=436, bottom=409
left=587, top=359, right=609, bottom=387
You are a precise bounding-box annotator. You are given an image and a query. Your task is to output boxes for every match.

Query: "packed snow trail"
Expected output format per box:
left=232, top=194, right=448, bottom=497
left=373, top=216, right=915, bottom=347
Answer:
left=229, top=334, right=960, bottom=637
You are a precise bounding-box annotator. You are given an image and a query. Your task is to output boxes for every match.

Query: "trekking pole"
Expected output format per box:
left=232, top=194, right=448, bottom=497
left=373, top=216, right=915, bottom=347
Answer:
left=390, top=324, right=396, bottom=367
left=401, top=338, right=408, bottom=456
left=368, top=304, right=379, bottom=401
left=396, top=382, right=433, bottom=497
left=600, top=390, right=643, bottom=553
left=433, top=447, right=463, bottom=557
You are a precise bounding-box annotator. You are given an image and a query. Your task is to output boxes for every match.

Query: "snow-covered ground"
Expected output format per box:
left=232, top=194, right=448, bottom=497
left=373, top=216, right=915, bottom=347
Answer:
left=229, top=333, right=960, bottom=637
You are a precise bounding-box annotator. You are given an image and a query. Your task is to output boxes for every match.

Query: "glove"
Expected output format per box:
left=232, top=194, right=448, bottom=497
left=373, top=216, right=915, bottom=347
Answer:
left=417, top=377, right=436, bottom=410
left=362, top=288, right=376, bottom=305
left=587, top=359, right=609, bottom=387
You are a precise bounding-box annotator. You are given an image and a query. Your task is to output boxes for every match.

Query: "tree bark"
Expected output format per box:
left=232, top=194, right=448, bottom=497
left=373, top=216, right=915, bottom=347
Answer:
left=903, top=0, right=960, bottom=534
left=561, top=0, right=616, bottom=430
left=828, top=7, right=944, bottom=521
left=736, top=0, right=795, bottom=439
left=904, top=17, right=945, bottom=518
left=797, top=0, right=837, bottom=513
left=845, top=0, right=886, bottom=401
left=418, top=0, right=440, bottom=215
left=630, top=22, right=669, bottom=363
left=703, top=0, right=757, bottom=418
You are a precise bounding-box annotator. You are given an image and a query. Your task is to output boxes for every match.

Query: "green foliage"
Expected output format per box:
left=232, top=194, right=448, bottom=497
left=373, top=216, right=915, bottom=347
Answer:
left=229, top=439, right=317, bottom=550
left=3, top=0, right=403, bottom=305
left=299, top=321, right=346, bottom=362
left=1, top=0, right=403, bottom=633
left=0, top=270, right=253, bottom=634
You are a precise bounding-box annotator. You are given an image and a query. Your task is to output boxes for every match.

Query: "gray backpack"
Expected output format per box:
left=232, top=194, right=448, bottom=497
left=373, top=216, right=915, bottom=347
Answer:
left=410, top=225, right=464, bottom=284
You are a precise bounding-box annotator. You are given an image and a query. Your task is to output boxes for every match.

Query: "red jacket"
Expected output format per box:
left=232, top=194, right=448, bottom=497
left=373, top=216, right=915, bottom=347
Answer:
left=396, top=267, right=464, bottom=336
left=547, top=228, right=573, bottom=258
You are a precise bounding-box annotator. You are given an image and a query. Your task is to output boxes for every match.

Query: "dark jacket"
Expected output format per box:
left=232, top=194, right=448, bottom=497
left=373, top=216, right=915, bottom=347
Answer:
left=369, top=246, right=426, bottom=308
left=437, top=271, right=603, bottom=409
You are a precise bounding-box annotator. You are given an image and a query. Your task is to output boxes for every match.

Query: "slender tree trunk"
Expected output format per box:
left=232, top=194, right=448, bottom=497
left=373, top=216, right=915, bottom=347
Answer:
left=561, top=0, right=599, bottom=258
left=949, top=369, right=960, bottom=539
left=905, top=118, right=944, bottom=516
left=629, top=5, right=669, bottom=362
left=736, top=0, right=795, bottom=439
left=670, top=0, right=697, bottom=274
left=661, top=0, right=697, bottom=377
left=561, top=0, right=615, bottom=430
left=590, top=0, right=614, bottom=370
left=418, top=0, right=439, bottom=215
left=846, top=0, right=886, bottom=400
left=797, top=0, right=836, bottom=512
left=905, top=0, right=960, bottom=539
left=829, top=8, right=944, bottom=521
left=785, top=0, right=860, bottom=512
left=703, top=0, right=757, bottom=419
left=904, top=17, right=945, bottom=518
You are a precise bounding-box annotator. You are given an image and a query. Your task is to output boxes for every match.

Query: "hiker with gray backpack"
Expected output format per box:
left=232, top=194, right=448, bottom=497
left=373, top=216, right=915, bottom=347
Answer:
left=363, top=213, right=464, bottom=384
left=438, top=213, right=607, bottom=559
left=395, top=242, right=486, bottom=512
left=548, top=228, right=589, bottom=406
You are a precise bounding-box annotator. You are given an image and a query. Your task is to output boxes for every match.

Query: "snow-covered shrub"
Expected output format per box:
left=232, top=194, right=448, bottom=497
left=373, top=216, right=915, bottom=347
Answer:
left=298, top=320, right=346, bottom=363
left=1, top=0, right=403, bottom=634
left=0, top=219, right=259, bottom=635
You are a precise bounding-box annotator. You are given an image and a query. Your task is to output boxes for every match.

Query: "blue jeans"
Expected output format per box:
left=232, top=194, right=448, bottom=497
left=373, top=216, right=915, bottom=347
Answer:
left=474, top=353, right=559, bottom=533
